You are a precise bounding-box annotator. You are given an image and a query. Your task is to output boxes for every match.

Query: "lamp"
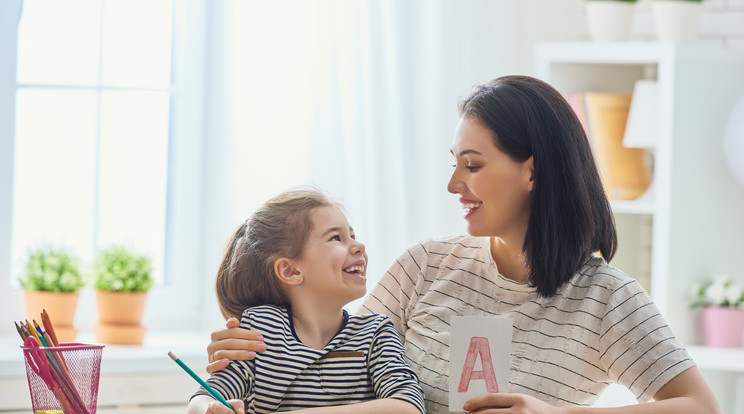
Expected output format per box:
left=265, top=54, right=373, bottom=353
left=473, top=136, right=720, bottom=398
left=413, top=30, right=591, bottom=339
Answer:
left=623, top=80, right=658, bottom=149
left=622, top=80, right=658, bottom=202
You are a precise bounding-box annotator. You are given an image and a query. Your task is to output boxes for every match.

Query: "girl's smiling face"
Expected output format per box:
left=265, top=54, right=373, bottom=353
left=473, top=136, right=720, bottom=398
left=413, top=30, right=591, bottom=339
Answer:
left=293, top=205, right=368, bottom=308
left=447, top=116, right=534, bottom=241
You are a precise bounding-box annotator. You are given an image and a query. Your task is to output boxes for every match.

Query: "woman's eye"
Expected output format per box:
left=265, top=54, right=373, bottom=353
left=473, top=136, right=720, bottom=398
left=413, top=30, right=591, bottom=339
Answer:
left=466, top=165, right=481, bottom=172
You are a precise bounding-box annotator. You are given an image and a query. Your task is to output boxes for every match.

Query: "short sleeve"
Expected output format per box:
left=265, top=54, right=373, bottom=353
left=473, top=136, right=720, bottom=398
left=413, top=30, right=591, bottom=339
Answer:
left=598, top=279, right=695, bottom=402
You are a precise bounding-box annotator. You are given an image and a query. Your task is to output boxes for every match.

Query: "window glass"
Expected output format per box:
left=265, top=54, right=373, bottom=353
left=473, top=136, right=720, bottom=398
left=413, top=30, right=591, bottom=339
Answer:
left=17, top=0, right=101, bottom=85
left=12, top=0, right=172, bottom=287
left=101, top=0, right=173, bottom=88
left=97, top=90, right=169, bottom=279
left=12, top=89, right=99, bottom=279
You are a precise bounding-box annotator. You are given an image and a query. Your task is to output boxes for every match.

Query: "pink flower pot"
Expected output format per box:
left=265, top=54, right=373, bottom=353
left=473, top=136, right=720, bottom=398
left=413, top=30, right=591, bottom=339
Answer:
left=702, top=306, right=744, bottom=348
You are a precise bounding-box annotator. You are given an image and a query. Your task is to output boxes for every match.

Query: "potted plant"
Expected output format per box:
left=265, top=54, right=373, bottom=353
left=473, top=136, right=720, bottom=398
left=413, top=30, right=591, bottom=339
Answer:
left=19, top=244, right=85, bottom=342
left=690, top=275, right=744, bottom=348
left=651, top=0, right=704, bottom=42
left=92, top=245, right=154, bottom=345
left=584, top=0, right=638, bottom=42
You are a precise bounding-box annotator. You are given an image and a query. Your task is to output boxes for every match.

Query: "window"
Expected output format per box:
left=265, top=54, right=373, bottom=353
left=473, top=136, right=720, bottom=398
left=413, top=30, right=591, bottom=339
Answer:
left=13, top=0, right=172, bottom=285
left=1, top=0, right=208, bottom=333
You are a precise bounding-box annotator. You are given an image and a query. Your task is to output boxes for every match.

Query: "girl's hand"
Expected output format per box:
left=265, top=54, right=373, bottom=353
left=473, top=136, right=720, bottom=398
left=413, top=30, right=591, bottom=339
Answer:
left=206, top=399, right=244, bottom=414
left=464, top=393, right=562, bottom=414
left=206, top=317, right=267, bottom=375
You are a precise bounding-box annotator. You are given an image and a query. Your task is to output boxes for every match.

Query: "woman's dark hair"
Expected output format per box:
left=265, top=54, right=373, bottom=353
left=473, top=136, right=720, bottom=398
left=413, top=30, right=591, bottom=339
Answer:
left=215, top=188, right=335, bottom=319
left=459, top=75, right=617, bottom=297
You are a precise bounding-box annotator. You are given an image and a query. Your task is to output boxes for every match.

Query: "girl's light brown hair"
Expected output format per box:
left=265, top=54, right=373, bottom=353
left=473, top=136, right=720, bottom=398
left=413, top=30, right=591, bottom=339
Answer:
left=215, top=188, right=336, bottom=319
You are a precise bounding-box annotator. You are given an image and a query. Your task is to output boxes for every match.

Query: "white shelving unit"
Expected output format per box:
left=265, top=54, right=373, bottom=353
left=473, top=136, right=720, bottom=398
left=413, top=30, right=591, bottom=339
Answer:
left=534, top=42, right=744, bottom=412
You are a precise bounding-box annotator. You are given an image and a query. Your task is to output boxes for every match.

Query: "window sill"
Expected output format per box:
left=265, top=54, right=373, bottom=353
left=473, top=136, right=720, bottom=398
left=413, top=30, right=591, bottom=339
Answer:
left=0, top=330, right=212, bottom=378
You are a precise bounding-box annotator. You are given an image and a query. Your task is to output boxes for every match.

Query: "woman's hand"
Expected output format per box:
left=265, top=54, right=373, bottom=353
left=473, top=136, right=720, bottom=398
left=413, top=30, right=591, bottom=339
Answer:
left=206, top=317, right=267, bottom=374
left=464, top=393, right=562, bottom=414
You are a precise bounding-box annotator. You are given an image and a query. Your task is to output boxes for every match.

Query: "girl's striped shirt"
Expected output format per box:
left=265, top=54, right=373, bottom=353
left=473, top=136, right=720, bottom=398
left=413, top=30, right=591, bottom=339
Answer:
left=193, top=305, right=425, bottom=413
left=359, top=235, right=694, bottom=413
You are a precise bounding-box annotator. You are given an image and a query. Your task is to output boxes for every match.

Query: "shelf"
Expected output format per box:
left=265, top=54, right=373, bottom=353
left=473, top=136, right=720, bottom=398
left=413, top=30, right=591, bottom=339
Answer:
left=536, top=41, right=744, bottom=413
left=687, top=346, right=744, bottom=373
left=534, top=42, right=737, bottom=66
left=0, top=330, right=211, bottom=378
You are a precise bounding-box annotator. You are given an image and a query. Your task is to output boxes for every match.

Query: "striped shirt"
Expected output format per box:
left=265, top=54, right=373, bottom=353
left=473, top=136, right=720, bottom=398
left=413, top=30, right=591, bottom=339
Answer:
left=193, top=305, right=425, bottom=414
left=359, top=235, right=694, bottom=413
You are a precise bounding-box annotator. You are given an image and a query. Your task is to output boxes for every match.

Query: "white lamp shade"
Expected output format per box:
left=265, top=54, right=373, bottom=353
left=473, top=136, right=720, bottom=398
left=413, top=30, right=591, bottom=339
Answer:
left=623, top=80, right=659, bottom=149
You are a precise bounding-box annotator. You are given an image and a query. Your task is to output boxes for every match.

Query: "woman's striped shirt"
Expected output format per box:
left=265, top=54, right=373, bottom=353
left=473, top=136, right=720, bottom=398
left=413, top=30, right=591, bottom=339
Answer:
left=193, top=305, right=425, bottom=413
left=359, top=235, right=694, bottom=413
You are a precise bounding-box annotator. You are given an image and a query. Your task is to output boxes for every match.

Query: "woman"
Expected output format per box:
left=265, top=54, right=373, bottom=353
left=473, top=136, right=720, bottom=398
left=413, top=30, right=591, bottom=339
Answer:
left=206, top=76, right=720, bottom=414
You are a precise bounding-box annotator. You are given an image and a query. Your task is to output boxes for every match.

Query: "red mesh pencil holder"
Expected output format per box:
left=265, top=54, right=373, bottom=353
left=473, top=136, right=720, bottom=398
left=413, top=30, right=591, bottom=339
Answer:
left=22, top=343, right=105, bottom=414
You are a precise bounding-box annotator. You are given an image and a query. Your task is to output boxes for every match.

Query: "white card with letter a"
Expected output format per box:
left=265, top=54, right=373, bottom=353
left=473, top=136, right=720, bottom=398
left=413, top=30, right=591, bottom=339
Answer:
left=449, top=315, right=512, bottom=412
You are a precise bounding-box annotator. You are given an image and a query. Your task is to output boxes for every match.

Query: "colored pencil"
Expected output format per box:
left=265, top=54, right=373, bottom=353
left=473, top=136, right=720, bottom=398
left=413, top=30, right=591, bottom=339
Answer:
left=14, top=321, right=26, bottom=341
left=41, top=309, right=60, bottom=347
left=25, top=320, right=42, bottom=342
left=41, top=310, right=69, bottom=370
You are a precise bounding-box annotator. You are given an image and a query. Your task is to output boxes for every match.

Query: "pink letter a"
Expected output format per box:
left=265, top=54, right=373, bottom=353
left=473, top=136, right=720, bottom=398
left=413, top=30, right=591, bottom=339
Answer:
left=457, top=336, right=499, bottom=393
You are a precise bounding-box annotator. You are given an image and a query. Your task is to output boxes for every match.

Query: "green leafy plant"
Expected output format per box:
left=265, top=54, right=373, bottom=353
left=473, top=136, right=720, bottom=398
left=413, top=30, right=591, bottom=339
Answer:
left=93, top=245, right=154, bottom=292
left=18, top=244, right=85, bottom=292
left=690, top=275, right=744, bottom=309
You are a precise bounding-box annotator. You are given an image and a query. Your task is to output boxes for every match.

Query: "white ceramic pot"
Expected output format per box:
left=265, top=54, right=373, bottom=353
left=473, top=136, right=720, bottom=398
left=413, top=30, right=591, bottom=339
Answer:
left=651, top=0, right=703, bottom=43
left=585, top=1, right=635, bottom=42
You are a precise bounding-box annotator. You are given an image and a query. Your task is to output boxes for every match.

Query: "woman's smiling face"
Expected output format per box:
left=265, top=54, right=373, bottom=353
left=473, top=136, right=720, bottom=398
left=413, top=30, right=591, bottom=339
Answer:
left=447, top=116, right=534, bottom=241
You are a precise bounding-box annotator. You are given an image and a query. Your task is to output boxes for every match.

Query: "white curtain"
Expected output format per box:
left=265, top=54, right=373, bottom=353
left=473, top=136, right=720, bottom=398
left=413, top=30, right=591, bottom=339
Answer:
left=216, top=0, right=581, bottom=312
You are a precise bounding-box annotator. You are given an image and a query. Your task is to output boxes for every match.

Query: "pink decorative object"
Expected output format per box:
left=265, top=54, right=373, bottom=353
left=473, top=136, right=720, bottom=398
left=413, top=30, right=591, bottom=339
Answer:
left=703, top=306, right=744, bottom=348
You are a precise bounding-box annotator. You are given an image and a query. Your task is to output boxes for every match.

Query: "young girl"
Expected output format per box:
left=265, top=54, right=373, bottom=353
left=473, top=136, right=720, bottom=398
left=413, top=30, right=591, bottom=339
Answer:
left=187, top=189, right=425, bottom=414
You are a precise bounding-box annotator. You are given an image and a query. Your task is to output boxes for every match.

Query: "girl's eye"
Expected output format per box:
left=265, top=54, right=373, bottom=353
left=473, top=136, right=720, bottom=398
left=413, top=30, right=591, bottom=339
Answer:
left=330, top=235, right=341, bottom=242
left=350, top=234, right=356, bottom=240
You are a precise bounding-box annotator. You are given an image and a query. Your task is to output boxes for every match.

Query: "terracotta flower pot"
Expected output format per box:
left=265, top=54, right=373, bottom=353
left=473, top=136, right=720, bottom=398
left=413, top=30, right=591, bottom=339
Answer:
left=24, top=290, right=79, bottom=342
left=94, top=290, right=148, bottom=345
left=94, top=323, right=147, bottom=346
left=702, top=306, right=744, bottom=348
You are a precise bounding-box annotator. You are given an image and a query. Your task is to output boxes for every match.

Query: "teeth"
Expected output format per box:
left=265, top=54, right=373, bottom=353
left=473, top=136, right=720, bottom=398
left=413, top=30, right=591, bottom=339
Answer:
left=344, top=265, right=365, bottom=274
left=462, top=202, right=482, bottom=209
